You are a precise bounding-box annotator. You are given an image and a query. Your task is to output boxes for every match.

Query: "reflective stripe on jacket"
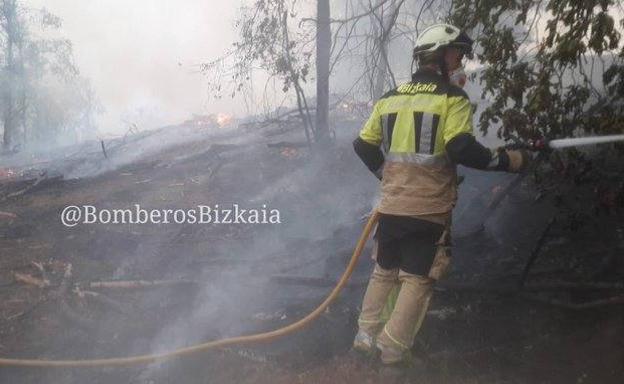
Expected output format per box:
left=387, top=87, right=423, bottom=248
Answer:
left=359, top=69, right=473, bottom=216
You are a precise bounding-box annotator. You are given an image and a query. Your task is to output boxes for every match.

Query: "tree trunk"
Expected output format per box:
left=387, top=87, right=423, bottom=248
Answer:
left=315, top=0, right=331, bottom=144
left=372, top=0, right=400, bottom=100
left=2, top=39, right=16, bottom=151
left=3, top=92, right=14, bottom=151
left=280, top=8, right=313, bottom=147
left=371, top=0, right=387, bottom=100
left=1, top=0, right=18, bottom=151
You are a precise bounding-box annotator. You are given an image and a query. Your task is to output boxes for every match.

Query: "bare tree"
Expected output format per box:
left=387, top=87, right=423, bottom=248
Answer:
left=369, top=0, right=406, bottom=99
left=202, top=0, right=449, bottom=145
left=202, top=0, right=315, bottom=146
left=328, top=0, right=446, bottom=103
left=0, top=1, right=99, bottom=151
left=315, top=0, right=331, bottom=143
left=0, top=0, right=23, bottom=150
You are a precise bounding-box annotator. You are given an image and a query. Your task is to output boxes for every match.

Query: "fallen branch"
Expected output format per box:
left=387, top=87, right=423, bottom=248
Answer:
left=0, top=211, right=17, bottom=219
left=58, top=263, right=96, bottom=330
left=271, top=275, right=368, bottom=288
left=59, top=264, right=73, bottom=294
left=270, top=274, right=624, bottom=293
left=1, top=172, right=62, bottom=201
left=455, top=174, right=528, bottom=238
left=76, top=289, right=131, bottom=315
left=6, top=172, right=47, bottom=199
left=435, top=281, right=624, bottom=294
left=267, top=141, right=310, bottom=149
left=100, top=140, right=108, bottom=159
left=207, top=157, right=224, bottom=183
left=4, top=299, right=46, bottom=322
left=13, top=272, right=50, bottom=288
left=518, top=216, right=557, bottom=288
left=520, top=293, right=624, bottom=310
left=83, top=279, right=198, bottom=290
left=31, top=261, right=48, bottom=282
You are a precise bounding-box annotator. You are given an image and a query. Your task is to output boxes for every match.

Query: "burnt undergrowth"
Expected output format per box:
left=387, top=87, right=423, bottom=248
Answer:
left=0, top=121, right=622, bottom=383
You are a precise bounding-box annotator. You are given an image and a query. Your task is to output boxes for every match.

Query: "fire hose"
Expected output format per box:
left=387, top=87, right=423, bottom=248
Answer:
left=0, top=212, right=381, bottom=368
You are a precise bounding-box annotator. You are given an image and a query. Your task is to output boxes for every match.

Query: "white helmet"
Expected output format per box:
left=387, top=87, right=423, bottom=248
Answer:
left=413, top=23, right=474, bottom=59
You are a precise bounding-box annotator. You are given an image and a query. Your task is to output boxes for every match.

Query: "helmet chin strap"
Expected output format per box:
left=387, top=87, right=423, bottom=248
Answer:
left=412, top=47, right=452, bottom=82
left=437, top=48, right=449, bottom=82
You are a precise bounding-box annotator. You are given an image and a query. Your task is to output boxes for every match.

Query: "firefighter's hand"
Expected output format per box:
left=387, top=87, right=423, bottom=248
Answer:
left=499, top=148, right=530, bottom=173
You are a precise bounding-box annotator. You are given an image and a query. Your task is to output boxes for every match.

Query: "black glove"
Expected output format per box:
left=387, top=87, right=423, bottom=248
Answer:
left=494, top=148, right=530, bottom=173
left=353, top=137, right=385, bottom=179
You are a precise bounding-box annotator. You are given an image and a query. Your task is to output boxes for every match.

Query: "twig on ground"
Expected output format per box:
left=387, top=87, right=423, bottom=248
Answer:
left=521, top=293, right=624, bottom=309
left=271, top=275, right=368, bottom=288
left=4, top=299, right=46, bottom=321
left=435, top=281, right=624, bottom=294
left=31, top=261, right=49, bottom=283
left=207, top=157, right=224, bottom=183
left=270, top=275, right=624, bottom=293
left=83, top=279, right=198, bottom=290
left=58, top=263, right=96, bottom=330
left=0, top=211, right=17, bottom=219
left=13, top=272, right=50, bottom=288
left=58, top=263, right=73, bottom=294
left=518, top=216, right=557, bottom=288
left=100, top=140, right=108, bottom=159
left=75, top=289, right=131, bottom=315
left=267, top=141, right=310, bottom=149
left=1, top=171, right=50, bottom=201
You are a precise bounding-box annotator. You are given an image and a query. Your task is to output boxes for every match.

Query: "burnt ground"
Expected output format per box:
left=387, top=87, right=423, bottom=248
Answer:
left=0, top=121, right=623, bottom=384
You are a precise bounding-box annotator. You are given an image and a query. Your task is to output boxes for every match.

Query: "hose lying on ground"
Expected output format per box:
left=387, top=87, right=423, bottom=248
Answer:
left=0, top=211, right=380, bottom=368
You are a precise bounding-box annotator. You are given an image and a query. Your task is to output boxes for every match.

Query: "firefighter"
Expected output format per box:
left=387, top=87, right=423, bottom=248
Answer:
left=351, top=23, right=529, bottom=367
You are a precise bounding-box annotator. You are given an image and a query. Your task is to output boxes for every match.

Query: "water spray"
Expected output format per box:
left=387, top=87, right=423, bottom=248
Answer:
left=547, top=134, right=624, bottom=150
left=508, top=134, right=624, bottom=152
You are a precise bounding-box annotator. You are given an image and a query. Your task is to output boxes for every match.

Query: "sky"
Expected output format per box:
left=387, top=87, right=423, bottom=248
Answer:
left=25, top=1, right=244, bottom=135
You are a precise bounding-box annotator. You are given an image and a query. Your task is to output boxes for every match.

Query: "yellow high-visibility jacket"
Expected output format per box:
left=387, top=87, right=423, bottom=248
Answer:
left=358, top=69, right=475, bottom=216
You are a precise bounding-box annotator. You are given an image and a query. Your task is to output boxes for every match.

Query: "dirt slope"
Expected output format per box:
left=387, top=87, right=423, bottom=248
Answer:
left=0, top=122, right=622, bottom=384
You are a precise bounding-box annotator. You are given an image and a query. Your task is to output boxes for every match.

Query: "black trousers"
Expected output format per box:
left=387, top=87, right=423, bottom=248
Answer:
left=375, top=214, right=445, bottom=276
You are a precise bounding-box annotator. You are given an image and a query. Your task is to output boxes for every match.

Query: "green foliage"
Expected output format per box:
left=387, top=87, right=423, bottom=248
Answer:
left=451, top=0, right=624, bottom=141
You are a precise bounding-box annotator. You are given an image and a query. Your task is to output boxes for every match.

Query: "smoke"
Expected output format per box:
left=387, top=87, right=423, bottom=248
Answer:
left=22, top=0, right=246, bottom=135
left=126, top=124, right=377, bottom=380
left=1, top=4, right=559, bottom=382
